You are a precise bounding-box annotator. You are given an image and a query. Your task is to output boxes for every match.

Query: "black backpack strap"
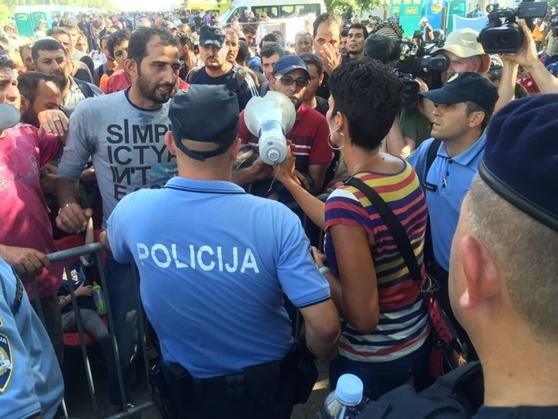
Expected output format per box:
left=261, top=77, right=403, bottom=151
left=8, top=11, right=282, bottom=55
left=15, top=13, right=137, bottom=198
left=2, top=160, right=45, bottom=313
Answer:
left=345, top=177, right=422, bottom=284
left=423, top=139, right=441, bottom=187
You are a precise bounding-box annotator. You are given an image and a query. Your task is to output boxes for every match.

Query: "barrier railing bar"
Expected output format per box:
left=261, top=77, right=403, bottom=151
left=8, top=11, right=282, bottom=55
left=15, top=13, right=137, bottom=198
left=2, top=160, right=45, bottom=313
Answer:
left=94, top=251, right=128, bottom=411
left=105, top=401, right=156, bottom=419
left=64, top=262, right=99, bottom=417
left=47, top=243, right=104, bottom=263
left=130, top=266, right=153, bottom=395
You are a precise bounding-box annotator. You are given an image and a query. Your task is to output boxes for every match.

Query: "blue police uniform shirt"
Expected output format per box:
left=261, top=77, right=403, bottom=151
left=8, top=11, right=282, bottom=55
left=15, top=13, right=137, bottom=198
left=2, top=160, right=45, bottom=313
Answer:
left=107, top=176, right=331, bottom=379
left=408, top=134, right=486, bottom=271
left=0, top=258, right=64, bottom=419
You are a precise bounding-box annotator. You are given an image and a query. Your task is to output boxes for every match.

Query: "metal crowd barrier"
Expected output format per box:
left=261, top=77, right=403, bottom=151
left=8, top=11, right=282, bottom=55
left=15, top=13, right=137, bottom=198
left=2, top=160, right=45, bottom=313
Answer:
left=30, top=243, right=155, bottom=419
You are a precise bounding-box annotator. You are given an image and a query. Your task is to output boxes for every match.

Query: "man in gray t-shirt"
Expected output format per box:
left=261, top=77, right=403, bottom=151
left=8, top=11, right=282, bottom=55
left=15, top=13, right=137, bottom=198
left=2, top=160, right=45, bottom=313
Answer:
left=55, top=27, right=181, bottom=410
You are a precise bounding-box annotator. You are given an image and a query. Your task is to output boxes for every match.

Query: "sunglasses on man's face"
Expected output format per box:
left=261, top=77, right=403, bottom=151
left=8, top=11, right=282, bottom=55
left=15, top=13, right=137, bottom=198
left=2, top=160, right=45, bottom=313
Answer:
left=277, top=75, right=310, bottom=87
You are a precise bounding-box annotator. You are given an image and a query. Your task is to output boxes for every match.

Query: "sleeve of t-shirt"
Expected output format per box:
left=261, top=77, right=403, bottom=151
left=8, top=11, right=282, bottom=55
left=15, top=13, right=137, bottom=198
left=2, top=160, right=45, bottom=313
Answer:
left=0, top=261, right=42, bottom=419
left=36, top=129, right=62, bottom=167
left=275, top=207, right=330, bottom=308
left=324, top=188, right=371, bottom=231
left=57, top=101, right=95, bottom=181
left=106, top=194, right=133, bottom=264
left=237, top=111, right=249, bottom=144
left=308, top=114, right=334, bottom=165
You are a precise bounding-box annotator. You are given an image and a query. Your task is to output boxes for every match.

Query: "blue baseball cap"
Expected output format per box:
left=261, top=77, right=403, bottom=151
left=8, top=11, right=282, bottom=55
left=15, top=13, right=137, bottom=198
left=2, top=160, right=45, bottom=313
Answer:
left=272, top=55, right=310, bottom=78
left=479, top=94, right=558, bottom=232
left=420, top=72, right=498, bottom=112
left=168, top=85, right=239, bottom=161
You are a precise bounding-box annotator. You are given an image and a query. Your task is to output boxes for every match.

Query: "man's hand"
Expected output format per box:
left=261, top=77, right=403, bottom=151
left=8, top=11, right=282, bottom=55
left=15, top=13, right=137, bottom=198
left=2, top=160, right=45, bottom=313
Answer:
left=75, top=283, right=92, bottom=298
left=247, top=158, right=274, bottom=181
left=316, top=43, right=340, bottom=74
left=0, top=246, right=50, bottom=276
left=56, top=203, right=93, bottom=233
left=502, top=20, right=539, bottom=70
left=39, top=163, right=58, bottom=194
left=37, top=109, right=69, bottom=138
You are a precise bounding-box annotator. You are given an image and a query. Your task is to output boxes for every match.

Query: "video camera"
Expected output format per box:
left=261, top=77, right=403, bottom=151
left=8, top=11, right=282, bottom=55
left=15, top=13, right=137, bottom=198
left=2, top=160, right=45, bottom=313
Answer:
left=396, top=41, right=449, bottom=108
left=478, top=1, right=548, bottom=54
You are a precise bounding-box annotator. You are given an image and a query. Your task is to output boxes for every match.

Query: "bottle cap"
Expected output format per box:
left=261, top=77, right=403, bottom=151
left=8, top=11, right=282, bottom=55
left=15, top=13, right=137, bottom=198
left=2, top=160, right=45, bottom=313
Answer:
left=335, top=374, right=363, bottom=406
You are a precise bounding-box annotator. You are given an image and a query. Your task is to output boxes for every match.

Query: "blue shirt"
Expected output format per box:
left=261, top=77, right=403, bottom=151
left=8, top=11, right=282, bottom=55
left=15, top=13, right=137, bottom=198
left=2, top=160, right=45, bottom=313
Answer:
left=107, top=176, right=330, bottom=378
left=408, top=134, right=486, bottom=271
left=0, top=258, right=64, bottom=419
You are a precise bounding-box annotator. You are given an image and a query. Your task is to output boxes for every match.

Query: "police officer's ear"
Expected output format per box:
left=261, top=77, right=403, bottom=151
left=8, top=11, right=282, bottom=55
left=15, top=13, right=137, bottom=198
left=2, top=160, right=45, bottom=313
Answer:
left=467, top=110, right=486, bottom=130
left=457, top=234, right=501, bottom=312
left=165, top=131, right=178, bottom=156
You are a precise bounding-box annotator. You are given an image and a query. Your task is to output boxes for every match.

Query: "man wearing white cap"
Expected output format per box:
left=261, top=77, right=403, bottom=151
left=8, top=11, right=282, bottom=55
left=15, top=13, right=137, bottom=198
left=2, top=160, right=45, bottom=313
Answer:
left=431, top=28, right=491, bottom=83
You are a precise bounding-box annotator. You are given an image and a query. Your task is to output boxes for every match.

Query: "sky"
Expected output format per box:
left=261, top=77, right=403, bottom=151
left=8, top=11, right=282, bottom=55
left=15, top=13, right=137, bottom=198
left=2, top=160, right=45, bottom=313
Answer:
left=112, top=0, right=179, bottom=11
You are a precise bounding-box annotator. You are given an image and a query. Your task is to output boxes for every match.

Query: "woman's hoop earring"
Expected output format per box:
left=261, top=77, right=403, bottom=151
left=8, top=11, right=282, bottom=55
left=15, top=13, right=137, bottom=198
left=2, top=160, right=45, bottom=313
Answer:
left=328, top=131, right=344, bottom=151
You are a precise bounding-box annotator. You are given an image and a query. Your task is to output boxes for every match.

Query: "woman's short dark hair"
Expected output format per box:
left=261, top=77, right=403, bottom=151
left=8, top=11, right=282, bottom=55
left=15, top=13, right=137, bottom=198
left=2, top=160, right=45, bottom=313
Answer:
left=329, top=58, right=402, bottom=151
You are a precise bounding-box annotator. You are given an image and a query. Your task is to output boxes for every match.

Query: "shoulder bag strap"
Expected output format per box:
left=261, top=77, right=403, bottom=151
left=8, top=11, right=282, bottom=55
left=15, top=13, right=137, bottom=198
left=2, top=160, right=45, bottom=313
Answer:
left=345, top=176, right=423, bottom=284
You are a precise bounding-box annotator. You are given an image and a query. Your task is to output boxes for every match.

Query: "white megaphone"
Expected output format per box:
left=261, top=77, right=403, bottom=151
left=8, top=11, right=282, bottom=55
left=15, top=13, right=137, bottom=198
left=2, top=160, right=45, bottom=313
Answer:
left=244, top=91, right=296, bottom=165
left=0, top=104, right=20, bottom=130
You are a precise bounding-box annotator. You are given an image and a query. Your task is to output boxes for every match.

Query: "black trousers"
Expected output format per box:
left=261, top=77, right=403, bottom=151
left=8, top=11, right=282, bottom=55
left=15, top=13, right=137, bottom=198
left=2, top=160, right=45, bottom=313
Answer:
left=164, top=363, right=298, bottom=419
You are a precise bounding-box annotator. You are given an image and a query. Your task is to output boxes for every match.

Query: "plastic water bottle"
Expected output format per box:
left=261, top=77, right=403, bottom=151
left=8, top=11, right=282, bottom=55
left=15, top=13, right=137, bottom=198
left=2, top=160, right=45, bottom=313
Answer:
left=92, top=282, right=107, bottom=315
left=321, top=374, right=367, bottom=419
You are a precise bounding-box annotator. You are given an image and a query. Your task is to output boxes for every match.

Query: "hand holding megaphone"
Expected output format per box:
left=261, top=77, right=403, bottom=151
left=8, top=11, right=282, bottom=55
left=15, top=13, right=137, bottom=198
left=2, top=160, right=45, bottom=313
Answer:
left=244, top=92, right=296, bottom=166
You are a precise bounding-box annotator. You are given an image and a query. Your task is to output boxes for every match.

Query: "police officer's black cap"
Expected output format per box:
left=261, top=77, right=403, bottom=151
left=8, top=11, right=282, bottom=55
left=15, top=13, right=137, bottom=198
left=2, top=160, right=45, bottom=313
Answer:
left=168, top=85, right=239, bottom=161
left=479, top=94, right=558, bottom=232
left=420, top=72, right=498, bottom=113
left=199, top=25, right=225, bottom=48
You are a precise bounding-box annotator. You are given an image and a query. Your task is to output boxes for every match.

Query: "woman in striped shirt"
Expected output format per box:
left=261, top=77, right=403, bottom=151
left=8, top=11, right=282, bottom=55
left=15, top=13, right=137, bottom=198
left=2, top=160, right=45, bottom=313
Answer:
left=276, top=59, right=430, bottom=399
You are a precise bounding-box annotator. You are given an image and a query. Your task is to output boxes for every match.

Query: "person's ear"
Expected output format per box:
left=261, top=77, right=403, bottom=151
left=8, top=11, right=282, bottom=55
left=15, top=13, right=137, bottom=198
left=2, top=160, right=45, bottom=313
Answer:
left=125, top=58, right=138, bottom=79
left=468, top=111, right=486, bottom=129
left=458, top=235, right=501, bottom=311
left=230, top=137, right=241, bottom=161
left=332, top=110, right=345, bottom=134
left=165, top=131, right=177, bottom=156
left=19, top=96, right=30, bottom=113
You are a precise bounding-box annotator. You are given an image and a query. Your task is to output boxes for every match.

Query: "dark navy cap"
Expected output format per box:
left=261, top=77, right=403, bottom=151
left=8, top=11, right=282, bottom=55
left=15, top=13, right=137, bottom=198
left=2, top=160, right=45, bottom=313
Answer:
left=479, top=94, right=558, bottom=232
left=168, top=85, right=239, bottom=161
left=199, top=25, right=225, bottom=48
left=272, top=55, right=310, bottom=78
left=420, top=72, right=498, bottom=112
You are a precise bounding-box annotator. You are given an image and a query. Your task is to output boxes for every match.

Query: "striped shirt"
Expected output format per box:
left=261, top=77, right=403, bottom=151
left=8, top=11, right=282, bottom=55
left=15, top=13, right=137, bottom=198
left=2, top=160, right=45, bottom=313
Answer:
left=324, top=162, right=430, bottom=363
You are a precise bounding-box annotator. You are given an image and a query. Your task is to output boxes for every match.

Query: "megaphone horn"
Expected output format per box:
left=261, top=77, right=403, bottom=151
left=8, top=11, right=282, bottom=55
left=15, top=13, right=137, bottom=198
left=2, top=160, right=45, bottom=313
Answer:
left=244, top=91, right=296, bottom=165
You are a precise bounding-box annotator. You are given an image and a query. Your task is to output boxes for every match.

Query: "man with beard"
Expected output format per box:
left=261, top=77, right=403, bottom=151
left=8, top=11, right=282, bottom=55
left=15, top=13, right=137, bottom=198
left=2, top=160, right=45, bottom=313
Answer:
left=236, top=55, right=332, bottom=197
left=32, top=38, right=101, bottom=114
left=18, top=72, right=63, bottom=128
left=342, top=23, right=368, bottom=63
left=188, top=26, right=258, bottom=111
left=54, top=27, right=180, bottom=412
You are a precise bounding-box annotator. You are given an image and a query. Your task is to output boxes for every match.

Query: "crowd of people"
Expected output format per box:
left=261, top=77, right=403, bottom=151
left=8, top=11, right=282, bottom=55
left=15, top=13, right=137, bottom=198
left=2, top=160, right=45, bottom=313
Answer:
left=0, top=5, right=557, bottom=419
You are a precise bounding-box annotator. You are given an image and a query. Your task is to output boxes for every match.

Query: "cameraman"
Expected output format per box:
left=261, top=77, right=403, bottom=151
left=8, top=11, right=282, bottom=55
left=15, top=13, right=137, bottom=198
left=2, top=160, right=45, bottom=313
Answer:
left=499, top=20, right=558, bottom=94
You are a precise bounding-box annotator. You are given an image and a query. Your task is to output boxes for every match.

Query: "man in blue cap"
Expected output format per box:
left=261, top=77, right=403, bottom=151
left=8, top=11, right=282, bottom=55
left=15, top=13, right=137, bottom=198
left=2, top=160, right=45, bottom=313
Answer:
left=236, top=55, right=333, bottom=197
left=408, top=72, right=498, bottom=353
left=105, top=85, right=340, bottom=419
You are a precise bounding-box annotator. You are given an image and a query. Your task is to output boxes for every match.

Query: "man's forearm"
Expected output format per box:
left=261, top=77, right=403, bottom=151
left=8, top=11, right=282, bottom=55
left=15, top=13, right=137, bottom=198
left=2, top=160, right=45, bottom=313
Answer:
left=526, top=60, right=558, bottom=94
left=495, top=62, right=519, bottom=113
left=56, top=176, right=80, bottom=207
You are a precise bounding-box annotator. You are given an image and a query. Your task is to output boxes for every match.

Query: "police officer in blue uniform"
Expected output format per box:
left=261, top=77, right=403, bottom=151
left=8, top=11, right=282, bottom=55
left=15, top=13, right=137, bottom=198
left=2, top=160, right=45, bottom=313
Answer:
left=105, top=85, right=340, bottom=419
left=408, top=73, right=498, bottom=352
left=0, top=257, right=64, bottom=418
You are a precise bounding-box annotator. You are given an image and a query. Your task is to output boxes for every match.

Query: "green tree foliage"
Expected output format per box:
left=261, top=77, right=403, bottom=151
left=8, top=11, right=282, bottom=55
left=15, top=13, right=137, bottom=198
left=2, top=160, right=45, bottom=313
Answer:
left=325, top=0, right=381, bottom=14
left=3, top=0, right=113, bottom=15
